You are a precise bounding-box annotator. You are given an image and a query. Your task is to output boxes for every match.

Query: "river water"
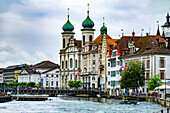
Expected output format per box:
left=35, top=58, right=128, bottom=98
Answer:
left=0, top=96, right=166, bottom=113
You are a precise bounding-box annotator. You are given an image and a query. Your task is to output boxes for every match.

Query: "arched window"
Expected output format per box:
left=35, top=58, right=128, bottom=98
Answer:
left=89, top=35, right=92, bottom=42
left=62, top=61, right=64, bottom=69
left=75, top=60, right=77, bottom=68
left=70, top=75, right=72, bottom=80
left=83, top=35, right=85, bottom=45
left=70, top=58, right=73, bottom=68
left=66, top=60, right=67, bottom=68
left=63, top=38, right=65, bottom=48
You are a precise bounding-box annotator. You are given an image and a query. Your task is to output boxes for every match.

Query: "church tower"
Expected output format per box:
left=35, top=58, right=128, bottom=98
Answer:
left=81, top=3, right=95, bottom=46
left=62, top=8, right=75, bottom=49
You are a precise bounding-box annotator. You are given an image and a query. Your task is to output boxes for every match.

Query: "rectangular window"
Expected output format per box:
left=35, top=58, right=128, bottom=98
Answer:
left=108, top=63, right=110, bottom=67
left=93, top=54, right=95, bottom=57
left=92, top=84, right=95, bottom=89
left=111, top=81, right=116, bottom=87
left=51, top=81, right=53, bottom=86
left=46, top=81, right=48, bottom=86
left=75, top=60, right=77, bottom=68
left=117, top=61, right=120, bottom=65
left=160, top=70, right=164, bottom=79
left=111, top=61, right=116, bottom=67
left=111, top=71, right=116, bottom=77
left=62, top=61, right=64, bottom=69
left=160, top=57, right=165, bottom=68
left=146, top=73, right=149, bottom=80
left=108, top=82, right=110, bottom=86
left=83, top=77, right=85, bottom=82
left=108, top=71, right=110, bottom=75
left=147, top=60, right=150, bottom=68
left=92, top=77, right=95, bottom=80
left=93, top=60, right=95, bottom=65
left=66, top=61, right=67, bottom=68
left=111, top=51, right=116, bottom=57
left=93, top=67, right=95, bottom=72
left=56, top=81, right=58, bottom=87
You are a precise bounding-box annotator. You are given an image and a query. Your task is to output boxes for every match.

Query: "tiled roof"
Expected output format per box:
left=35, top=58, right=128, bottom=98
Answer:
left=32, top=60, right=60, bottom=69
left=121, top=33, right=169, bottom=57
left=142, top=47, right=170, bottom=55
left=119, top=36, right=141, bottom=54
left=89, top=34, right=119, bottom=51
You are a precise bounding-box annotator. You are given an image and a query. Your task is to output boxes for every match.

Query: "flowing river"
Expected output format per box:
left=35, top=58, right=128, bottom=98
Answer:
left=0, top=96, right=166, bottom=113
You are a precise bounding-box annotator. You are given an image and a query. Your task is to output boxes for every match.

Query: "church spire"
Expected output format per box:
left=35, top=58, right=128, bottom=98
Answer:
left=87, top=3, right=89, bottom=16
left=67, top=8, right=69, bottom=20
left=156, top=21, right=160, bottom=36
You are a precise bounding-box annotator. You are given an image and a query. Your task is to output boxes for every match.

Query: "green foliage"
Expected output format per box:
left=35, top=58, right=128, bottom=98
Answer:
left=147, top=74, right=163, bottom=90
left=118, top=96, right=123, bottom=99
left=107, top=95, right=112, bottom=99
left=27, top=82, right=36, bottom=87
left=37, top=82, right=43, bottom=87
left=20, top=82, right=27, bottom=87
left=119, top=60, right=145, bottom=89
left=164, top=100, right=166, bottom=106
left=68, top=80, right=82, bottom=88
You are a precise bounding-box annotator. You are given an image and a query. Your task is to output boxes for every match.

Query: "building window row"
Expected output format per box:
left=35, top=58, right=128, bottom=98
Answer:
left=111, top=71, right=116, bottom=77
left=111, top=81, right=116, bottom=87
left=111, top=61, right=116, bottom=67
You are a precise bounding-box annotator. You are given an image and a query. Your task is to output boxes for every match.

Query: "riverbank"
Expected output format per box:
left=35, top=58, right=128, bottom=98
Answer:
left=104, top=95, right=170, bottom=108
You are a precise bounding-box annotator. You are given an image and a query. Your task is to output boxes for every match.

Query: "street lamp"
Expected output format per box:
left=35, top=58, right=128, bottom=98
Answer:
left=162, top=12, right=170, bottom=99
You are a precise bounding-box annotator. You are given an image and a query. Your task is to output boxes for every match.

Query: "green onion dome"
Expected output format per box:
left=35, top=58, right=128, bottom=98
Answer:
left=82, top=15, right=94, bottom=28
left=100, top=24, right=107, bottom=34
left=62, top=19, right=74, bottom=32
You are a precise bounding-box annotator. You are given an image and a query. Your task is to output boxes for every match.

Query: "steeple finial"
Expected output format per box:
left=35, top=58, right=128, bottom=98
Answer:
left=87, top=3, right=89, bottom=16
left=156, top=21, right=160, bottom=36
left=67, top=8, right=69, bottom=20
left=103, top=17, right=105, bottom=26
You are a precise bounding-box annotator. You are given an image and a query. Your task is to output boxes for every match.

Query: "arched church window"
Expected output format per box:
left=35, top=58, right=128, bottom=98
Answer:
left=83, top=35, right=85, bottom=45
left=63, top=38, right=65, bottom=48
left=62, top=61, right=64, bottom=69
left=75, top=60, right=77, bottom=68
left=70, top=58, right=73, bottom=68
left=66, top=60, right=67, bottom=68
left=89, top=35, right=92, bottom=42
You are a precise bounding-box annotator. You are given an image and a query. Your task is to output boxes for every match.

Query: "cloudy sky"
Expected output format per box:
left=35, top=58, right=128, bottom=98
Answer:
left=0, top=0, right=169, bottom=68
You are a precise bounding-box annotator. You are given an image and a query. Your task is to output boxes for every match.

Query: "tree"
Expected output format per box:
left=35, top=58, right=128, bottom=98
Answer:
left=68, top=80, right=82, bottom=88
left=27, top=82, right=36, bottom=87
left=37, top=82, right=43, bottom=88
left=147, top=74, right=163, bottom=90
left=20, top=82, right=27, bottom=87
left=119, top=60, right=145, bottom=91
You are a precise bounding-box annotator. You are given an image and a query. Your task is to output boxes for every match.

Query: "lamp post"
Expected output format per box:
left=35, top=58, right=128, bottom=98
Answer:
left=162, top=12, right=170, bottom=100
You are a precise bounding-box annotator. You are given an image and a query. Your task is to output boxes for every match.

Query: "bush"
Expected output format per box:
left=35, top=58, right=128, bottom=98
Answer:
left=118, top=96, right=123, bottom=99
left=68, top=80, right=82, bottom=88
left=107, top=95, right=112, bottom=99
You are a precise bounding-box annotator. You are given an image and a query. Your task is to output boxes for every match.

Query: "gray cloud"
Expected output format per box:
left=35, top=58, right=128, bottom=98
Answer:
left=0, top=0, right=169, bottom=67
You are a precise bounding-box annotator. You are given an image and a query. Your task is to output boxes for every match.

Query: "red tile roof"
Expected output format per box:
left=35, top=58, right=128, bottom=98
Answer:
left=32, top=60, right=60, bottom=69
